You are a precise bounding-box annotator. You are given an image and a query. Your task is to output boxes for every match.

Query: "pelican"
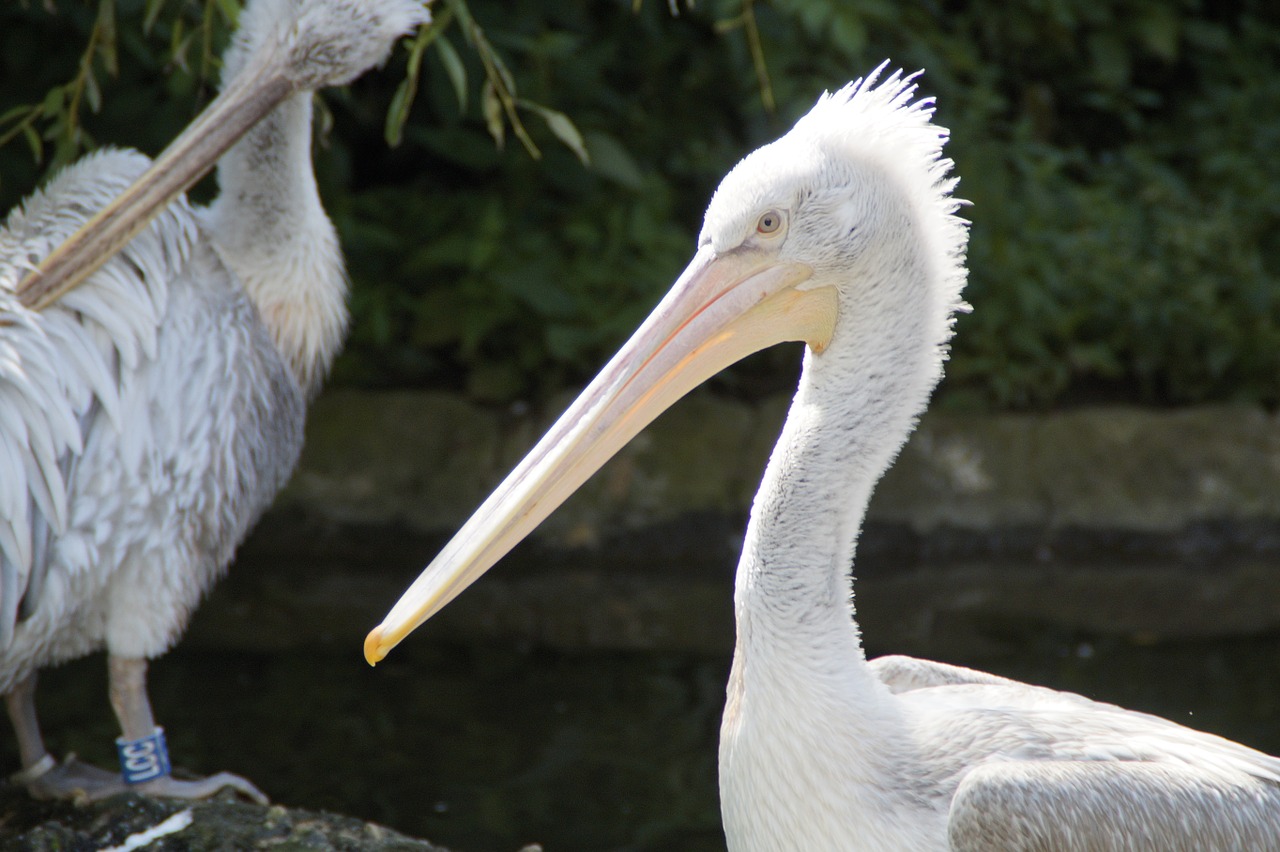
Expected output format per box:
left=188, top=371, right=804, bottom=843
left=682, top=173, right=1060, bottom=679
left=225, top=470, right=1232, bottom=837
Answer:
left=1, top=0, right=427, bottom=801
left=364, top=67, right=1280, bottom=849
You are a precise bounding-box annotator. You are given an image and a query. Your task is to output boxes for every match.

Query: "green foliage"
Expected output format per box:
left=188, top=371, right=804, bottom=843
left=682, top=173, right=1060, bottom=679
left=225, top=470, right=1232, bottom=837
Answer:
left=325, top=0, right=757, bottom=398
left=927, top=0, right=1280, bottom=409
left=2, top=0, right=1278, bottom=409
left=0, top=0, right=231, bottom=192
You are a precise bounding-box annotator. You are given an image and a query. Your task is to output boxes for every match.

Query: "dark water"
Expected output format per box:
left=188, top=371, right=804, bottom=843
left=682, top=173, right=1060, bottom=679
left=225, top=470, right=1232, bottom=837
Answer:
left=9, top=626, right=1280, bottom=852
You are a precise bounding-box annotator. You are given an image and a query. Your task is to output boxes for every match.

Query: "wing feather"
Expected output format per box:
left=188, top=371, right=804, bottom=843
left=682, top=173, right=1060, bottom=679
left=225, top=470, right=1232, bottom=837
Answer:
left=870, top=654, right=1021, bottom=694
left=949, top=760, right=1280, bottom=852
left=0, top=546, right=17, bottom=650
left=46, top=311, right=121, bottom=428
left=18, top=507, right=51, bottom=622
left=0, top=147, right=198, bottom=639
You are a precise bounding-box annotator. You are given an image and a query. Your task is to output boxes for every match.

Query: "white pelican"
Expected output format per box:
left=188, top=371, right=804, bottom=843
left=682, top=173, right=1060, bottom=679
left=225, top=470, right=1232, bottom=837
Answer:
left=1, top=0, right=427, bottom=802
left=365, top=67, right=1280, bottom=850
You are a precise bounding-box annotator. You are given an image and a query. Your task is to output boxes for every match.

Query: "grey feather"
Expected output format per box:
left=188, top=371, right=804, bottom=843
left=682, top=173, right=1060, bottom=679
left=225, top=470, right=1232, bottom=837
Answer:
left=0, top=540, right=17, bottom=649
left=949, top=760, right=1280, bottom=852
left=17, top=506, right=50, bottom=624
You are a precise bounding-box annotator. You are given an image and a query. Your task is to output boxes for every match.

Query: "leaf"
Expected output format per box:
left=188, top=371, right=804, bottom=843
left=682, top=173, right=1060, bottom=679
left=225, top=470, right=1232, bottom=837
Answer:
left=1137, top=5, right=1180, bottom=62
left=443, top=3, right=539, bottom=159
left=583, top=131, right=644, bottom=189
left=21, top=124, right=42, bottom=164
left=84, top=70, right=102, bottom=113
left=1087, top=32, right=1130, bottom=90
left=40, top=87, right=64, bottom=118
left=435, top=37, right=467, bottom=112
left=214, top=0, right=241, bottom=26
left=383, top=11, right=442, bottom=148
left=96, top=0, right=119, bottom=76
left=385, top=81, right=412, bottom=147
left=169, top=21, right=191, bottom=72
left=519, top=100, right=588, bottom=165
left=542, top=109, right=588, bottom=165
left=442, top=0, right=478, bottom=46
left=481, top=80, right=504, bottom=149
left=0, top=104, right=34, bottom=128
left=479, top=34, right=517, bottom=95
left=143, top=0, right=167, bottom=35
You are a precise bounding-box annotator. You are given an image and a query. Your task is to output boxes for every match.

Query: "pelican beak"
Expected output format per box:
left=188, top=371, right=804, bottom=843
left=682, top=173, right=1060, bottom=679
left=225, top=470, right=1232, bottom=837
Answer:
left=17, top=44, right=301, bottom=310
left=365, top=246, right=838, bottom=664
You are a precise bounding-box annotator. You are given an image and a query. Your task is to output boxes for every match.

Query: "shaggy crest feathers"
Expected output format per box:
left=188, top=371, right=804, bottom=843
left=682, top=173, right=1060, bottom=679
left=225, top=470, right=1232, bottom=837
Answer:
left=798, top=64, right=970, bottom=322
left=701, top=64, right=968, bottom=343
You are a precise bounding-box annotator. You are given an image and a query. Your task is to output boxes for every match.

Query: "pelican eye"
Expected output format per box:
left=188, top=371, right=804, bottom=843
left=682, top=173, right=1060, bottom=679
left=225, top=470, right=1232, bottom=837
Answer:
left=756, top=210, right=784, bottom=236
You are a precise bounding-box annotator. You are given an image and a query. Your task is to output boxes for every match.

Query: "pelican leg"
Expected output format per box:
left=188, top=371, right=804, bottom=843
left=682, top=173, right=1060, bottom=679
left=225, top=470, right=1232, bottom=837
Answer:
left=948, top=760, right=1280, bottom=852
left=5, top=659, right=266, bottom=802
left=5, top=671, right=121, bottom=801
left=6, top=671, right=49, bottom=770
left=106, top=655, right=268, bottom=804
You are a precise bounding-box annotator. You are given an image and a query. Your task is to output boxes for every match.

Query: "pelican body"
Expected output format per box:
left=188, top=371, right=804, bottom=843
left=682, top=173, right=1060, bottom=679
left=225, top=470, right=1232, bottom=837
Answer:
left=366, top=68, right=1280, bottom=850
left=1, top=0, right=427, bottom=801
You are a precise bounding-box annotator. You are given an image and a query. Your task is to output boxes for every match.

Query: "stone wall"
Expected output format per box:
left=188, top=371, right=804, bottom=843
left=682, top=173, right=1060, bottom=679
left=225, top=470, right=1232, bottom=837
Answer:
left=282, top=390, right=1280, bottom=536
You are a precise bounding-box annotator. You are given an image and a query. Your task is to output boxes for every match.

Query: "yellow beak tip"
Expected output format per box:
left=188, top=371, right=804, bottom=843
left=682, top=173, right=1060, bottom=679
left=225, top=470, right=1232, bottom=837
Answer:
left=363, top=626, right=389, bottom=666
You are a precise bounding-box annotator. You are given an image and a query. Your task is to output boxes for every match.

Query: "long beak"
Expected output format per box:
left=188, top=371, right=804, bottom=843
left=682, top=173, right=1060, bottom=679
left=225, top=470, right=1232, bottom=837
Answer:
left=17, top=45, right=300, bottom=310
left=365, top=246, right=838, bottom=664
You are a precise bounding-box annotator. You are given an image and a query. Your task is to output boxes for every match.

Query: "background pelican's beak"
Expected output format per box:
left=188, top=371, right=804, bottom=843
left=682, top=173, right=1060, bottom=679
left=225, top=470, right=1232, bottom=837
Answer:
left=17, top=43, right=300, bottom=310
left=365, top=246, right=838, bottom=664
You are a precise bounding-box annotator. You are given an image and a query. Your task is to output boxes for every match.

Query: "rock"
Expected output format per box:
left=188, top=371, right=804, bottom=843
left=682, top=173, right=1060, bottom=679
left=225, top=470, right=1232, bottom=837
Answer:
left=0, top=786, right=456, bottom=851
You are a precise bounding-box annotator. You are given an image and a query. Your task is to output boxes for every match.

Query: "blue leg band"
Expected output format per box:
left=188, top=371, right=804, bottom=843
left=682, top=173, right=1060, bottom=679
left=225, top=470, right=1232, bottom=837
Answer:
left=116, top=727, right=171, bottom=784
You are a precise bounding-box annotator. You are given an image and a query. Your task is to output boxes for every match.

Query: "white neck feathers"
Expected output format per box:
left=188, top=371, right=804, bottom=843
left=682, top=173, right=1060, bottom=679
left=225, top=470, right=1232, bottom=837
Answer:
left=201, top=92, right=348, bottom=398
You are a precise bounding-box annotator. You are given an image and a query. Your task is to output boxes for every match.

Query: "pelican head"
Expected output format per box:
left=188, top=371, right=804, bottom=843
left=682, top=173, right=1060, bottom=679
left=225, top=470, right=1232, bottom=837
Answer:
left=224, top=0, right=430, bottom=92
left=365, top=65, right=967, bottom=663
left=18, top=0, right=429, bottom=310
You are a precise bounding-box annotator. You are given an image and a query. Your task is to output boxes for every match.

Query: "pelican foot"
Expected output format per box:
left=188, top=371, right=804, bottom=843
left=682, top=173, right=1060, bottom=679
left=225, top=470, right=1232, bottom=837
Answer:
left=15, top=754, right=126, bottom=803
left=134, top=771, right=269, bottom=805
left=12, top=754, right=268, bottom=805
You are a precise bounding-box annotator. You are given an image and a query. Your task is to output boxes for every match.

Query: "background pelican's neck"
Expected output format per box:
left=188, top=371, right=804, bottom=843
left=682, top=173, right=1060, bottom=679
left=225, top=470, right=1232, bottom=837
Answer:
left=201, top=91, right=348, bottom=398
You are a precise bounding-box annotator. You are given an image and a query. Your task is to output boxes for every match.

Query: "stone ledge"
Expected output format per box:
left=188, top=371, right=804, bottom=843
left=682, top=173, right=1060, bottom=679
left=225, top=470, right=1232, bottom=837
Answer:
left=282, top=390, right=1280, bottom=539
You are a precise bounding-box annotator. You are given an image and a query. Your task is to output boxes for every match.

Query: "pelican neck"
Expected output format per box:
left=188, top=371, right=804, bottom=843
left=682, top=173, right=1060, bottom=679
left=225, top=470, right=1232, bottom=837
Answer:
left=732, top=275, right=946, bottom=669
